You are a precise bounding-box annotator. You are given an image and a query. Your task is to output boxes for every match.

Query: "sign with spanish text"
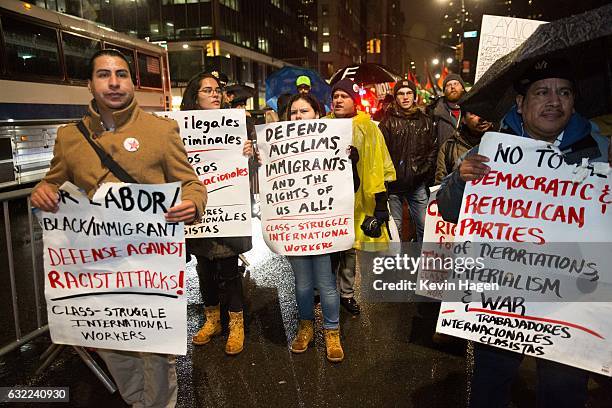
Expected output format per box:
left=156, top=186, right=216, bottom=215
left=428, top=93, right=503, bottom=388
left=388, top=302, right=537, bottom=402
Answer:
left=475, top=15, right=546, bottom=82
left=159, top=109, right=251, bottom=238
left=436, top=133, right=612, bottom=376
left=256, top=119, right=355, bottom=255
left=39, top=182, right=188, bottom=355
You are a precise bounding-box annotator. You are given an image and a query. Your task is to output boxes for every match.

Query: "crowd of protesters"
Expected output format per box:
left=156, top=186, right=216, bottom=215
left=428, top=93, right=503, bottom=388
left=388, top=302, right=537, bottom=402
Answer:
left=29, top=46, right=611, bottom=408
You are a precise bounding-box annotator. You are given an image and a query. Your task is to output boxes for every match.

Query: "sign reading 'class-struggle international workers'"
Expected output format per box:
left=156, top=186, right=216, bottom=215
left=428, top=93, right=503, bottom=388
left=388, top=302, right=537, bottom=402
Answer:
left=38, top=182, right=188, bottom=355
left=159, top=109, right=252, bottom=238
left=256, top=119, right=355, bottom=256
left=436, top=133, right=612, bottom=376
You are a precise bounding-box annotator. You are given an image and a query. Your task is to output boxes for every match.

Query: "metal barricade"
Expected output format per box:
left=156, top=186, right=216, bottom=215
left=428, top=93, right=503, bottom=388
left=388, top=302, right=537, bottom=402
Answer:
left=0, top=187, right=49, bottom=357
left=0, top=187, right=117, bottom=393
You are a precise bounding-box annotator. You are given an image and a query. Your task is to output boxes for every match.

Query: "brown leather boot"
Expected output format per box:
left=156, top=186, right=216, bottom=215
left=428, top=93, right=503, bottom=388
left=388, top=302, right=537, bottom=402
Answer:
left=324, top=328, right=344, bottom=363
left=290, top=320, right=314, bottom=353
left=192, top=304, right=222, bottom=345
left=225, top=311, right=244, bottom=355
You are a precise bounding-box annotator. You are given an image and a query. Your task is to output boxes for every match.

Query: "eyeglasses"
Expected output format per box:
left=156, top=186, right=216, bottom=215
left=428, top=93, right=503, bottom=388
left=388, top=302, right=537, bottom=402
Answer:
left=198, top=87, right=222, bottom=95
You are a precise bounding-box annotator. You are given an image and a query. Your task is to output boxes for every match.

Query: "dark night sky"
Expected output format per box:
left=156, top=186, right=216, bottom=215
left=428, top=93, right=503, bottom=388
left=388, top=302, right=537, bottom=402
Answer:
left=401, top=0, right=445, bottom=78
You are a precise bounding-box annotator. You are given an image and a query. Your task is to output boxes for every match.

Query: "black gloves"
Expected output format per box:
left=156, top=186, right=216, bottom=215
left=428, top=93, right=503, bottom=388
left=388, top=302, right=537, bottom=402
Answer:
left=349, top=145, right=360, bottom=192
left=348, top=145, right=359, bottom=164
left=373, top=191, right=389, bottom=222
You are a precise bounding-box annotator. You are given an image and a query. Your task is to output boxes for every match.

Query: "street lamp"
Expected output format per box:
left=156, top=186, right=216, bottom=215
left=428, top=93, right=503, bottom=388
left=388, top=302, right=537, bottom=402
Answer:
left=432, top=58, right=440, bottom=65
left=446, top=57, right=453, bottom=64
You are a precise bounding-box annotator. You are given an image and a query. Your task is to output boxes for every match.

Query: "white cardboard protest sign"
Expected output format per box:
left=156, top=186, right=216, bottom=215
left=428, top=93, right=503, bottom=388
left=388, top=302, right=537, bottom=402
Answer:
left=475, top=15, right=546, bottom=82
left=436, top=133, right=612, bottom=376
left=39, top=182, right=188, bottom=355
left=256, top=119, right=355, bottom=255
left=416, top=186, right=457, bottom=300
left=159, top=109, right=251, bottom=238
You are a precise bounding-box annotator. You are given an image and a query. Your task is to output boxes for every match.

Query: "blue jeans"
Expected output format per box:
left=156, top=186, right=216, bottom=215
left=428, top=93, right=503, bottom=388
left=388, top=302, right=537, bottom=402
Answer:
left=470, top=343, right=589, bottom=408
left=388, top=183, right=429, bottom=242
left=288, top=254, right=339, bottom=329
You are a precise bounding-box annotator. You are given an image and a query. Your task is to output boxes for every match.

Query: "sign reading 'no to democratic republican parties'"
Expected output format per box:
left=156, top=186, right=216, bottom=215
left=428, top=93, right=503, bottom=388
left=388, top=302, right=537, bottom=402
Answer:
left=38, top=182, right=188, bottom=355
left=256, top=119, right=355, bottom=255
left=435, top=133, right=612, bottom=376
left=160, top=109, right=252, bottom=238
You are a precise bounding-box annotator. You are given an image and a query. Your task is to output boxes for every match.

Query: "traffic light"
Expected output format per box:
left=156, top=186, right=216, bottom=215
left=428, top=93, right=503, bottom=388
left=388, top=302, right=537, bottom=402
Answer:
left=367, top=39, right=381, bottom=54
left=206, top=40, right=220, bottom=57
left=455, top=42, right=464, bottom=62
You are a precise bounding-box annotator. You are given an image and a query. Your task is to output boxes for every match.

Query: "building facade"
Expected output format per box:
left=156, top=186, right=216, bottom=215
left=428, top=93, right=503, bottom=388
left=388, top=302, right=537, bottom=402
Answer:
left=364, top=0, right=406, bottom=77
left=36, top=0, right=319, bottom=108
left=316, top=0, right=366, bottom=79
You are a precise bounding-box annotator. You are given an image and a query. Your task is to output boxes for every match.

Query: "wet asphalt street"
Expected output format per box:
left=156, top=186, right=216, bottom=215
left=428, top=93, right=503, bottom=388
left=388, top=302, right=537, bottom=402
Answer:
left=1, top=201, right=611, bottom=408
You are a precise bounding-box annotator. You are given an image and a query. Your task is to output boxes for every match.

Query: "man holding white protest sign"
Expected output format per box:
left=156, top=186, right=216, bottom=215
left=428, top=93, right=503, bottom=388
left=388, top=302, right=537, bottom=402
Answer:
left=31, top=49, right=205, bottom=408
left=437, top=58, right=610, bottom=408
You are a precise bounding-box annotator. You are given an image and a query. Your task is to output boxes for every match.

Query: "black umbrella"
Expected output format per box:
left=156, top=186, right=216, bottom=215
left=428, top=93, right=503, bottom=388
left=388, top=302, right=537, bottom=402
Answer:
left=329, top=63, right=401, bottom=85
left=225, top=84, right=256, bottom=99
left=461, top=4, right=612, bottom=122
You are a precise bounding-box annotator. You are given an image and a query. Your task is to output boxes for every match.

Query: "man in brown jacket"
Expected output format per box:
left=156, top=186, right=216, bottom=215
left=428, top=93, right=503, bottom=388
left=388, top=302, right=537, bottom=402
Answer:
left=31, top=49, right=206, bottom=408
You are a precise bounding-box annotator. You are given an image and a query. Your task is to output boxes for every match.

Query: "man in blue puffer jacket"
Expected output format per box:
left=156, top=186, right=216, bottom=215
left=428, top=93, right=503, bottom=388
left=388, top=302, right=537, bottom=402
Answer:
left=437, top=58, right=609, bottom=408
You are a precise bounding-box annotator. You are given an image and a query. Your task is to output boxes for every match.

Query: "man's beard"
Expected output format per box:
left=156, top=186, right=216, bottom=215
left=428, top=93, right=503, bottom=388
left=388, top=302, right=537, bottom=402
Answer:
left=445, top=91, right=462, bottom=102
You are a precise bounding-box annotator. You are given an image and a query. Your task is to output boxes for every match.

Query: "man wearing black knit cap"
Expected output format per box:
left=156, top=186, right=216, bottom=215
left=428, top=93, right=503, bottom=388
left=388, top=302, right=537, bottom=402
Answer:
left=430, top=73, right=466, bottom=147
left=379, top=79, right=436, bottom=242
left=325, top=78, right=396, bottom=315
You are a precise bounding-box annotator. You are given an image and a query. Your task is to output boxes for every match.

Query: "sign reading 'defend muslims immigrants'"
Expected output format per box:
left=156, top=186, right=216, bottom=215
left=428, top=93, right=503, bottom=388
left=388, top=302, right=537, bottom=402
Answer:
left=256, top=119, right=355, bottom=255
left=38, top=182, right=188, bottom=355
left=436, top=133, right=612, bottom=376
left=160, top=109, right=252, bottom=238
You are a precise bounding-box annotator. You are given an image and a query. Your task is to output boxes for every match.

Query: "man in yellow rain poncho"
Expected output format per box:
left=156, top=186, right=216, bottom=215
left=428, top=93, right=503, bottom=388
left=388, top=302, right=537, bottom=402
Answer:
left=325, top=78, right=396, bottom=315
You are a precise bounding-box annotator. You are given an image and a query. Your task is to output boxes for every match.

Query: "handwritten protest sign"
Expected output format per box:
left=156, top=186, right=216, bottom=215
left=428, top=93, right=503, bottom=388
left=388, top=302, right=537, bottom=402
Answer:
left=475, top=15, right=546, bottom=82
left=159, top=109, right=251, bottom=238
left=39, top=182, right=188, bottom=355
left=436, top=133, right=612, bottom=375
left=416, top=186, right=457, bottom=300
left=256, top=119, right=355, bottom=255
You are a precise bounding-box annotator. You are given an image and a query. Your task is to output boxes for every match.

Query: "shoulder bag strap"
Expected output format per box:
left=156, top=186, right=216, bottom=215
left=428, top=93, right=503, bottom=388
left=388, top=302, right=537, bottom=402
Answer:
left=76, top=121, right=138, bottom=183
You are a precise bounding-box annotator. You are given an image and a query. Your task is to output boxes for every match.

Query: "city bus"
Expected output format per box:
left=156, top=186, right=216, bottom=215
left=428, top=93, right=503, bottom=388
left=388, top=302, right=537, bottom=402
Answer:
left=0, top=0, right=171, bottom=190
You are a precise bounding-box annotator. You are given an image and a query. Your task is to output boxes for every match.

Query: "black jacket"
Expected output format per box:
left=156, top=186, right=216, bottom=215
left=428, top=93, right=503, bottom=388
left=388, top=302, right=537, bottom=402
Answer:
left=378, top=103, right=437, bottom=193
left=429, top=97, right=461, bottom=148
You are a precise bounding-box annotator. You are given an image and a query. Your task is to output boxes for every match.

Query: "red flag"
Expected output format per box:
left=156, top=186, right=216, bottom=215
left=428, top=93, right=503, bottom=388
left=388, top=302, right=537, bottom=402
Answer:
left=424, top=59, right=438, bottom=94
left=437, top=66, right=449, bottom=89
left=407, top=70, right=420, bottom=89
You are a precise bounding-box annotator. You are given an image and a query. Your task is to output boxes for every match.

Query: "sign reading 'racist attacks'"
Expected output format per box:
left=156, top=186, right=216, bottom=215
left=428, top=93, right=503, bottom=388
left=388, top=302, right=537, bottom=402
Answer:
left=435, top=133, right=612, bottom=376
left=256, top=119, right=355, bottom=255
left=38, top=182, right=188, bottom=355
left=159, top=109, right=251, bottom=238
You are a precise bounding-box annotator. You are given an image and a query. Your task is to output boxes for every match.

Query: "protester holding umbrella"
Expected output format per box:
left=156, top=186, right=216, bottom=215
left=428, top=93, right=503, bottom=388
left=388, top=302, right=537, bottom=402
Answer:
left=437, top=58, right=608, bottom=408
left=283, top=93, right=345, bottom=363
left=180, top=72, right=256, bottom=356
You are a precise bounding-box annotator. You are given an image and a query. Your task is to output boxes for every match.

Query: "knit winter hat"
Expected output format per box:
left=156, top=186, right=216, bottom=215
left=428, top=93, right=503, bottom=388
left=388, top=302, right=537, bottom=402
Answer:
left=442, top=73, right=466, bottom=91
left=331, top=78, right=360, bottom=102
left=393, top=79, right=417, bottom=96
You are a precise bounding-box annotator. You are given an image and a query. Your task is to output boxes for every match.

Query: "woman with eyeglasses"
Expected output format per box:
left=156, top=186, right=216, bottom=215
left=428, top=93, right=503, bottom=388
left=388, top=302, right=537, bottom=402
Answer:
left=284, top=93, right=345, bottom=363
left=180, top=72, right=256, bottom=355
